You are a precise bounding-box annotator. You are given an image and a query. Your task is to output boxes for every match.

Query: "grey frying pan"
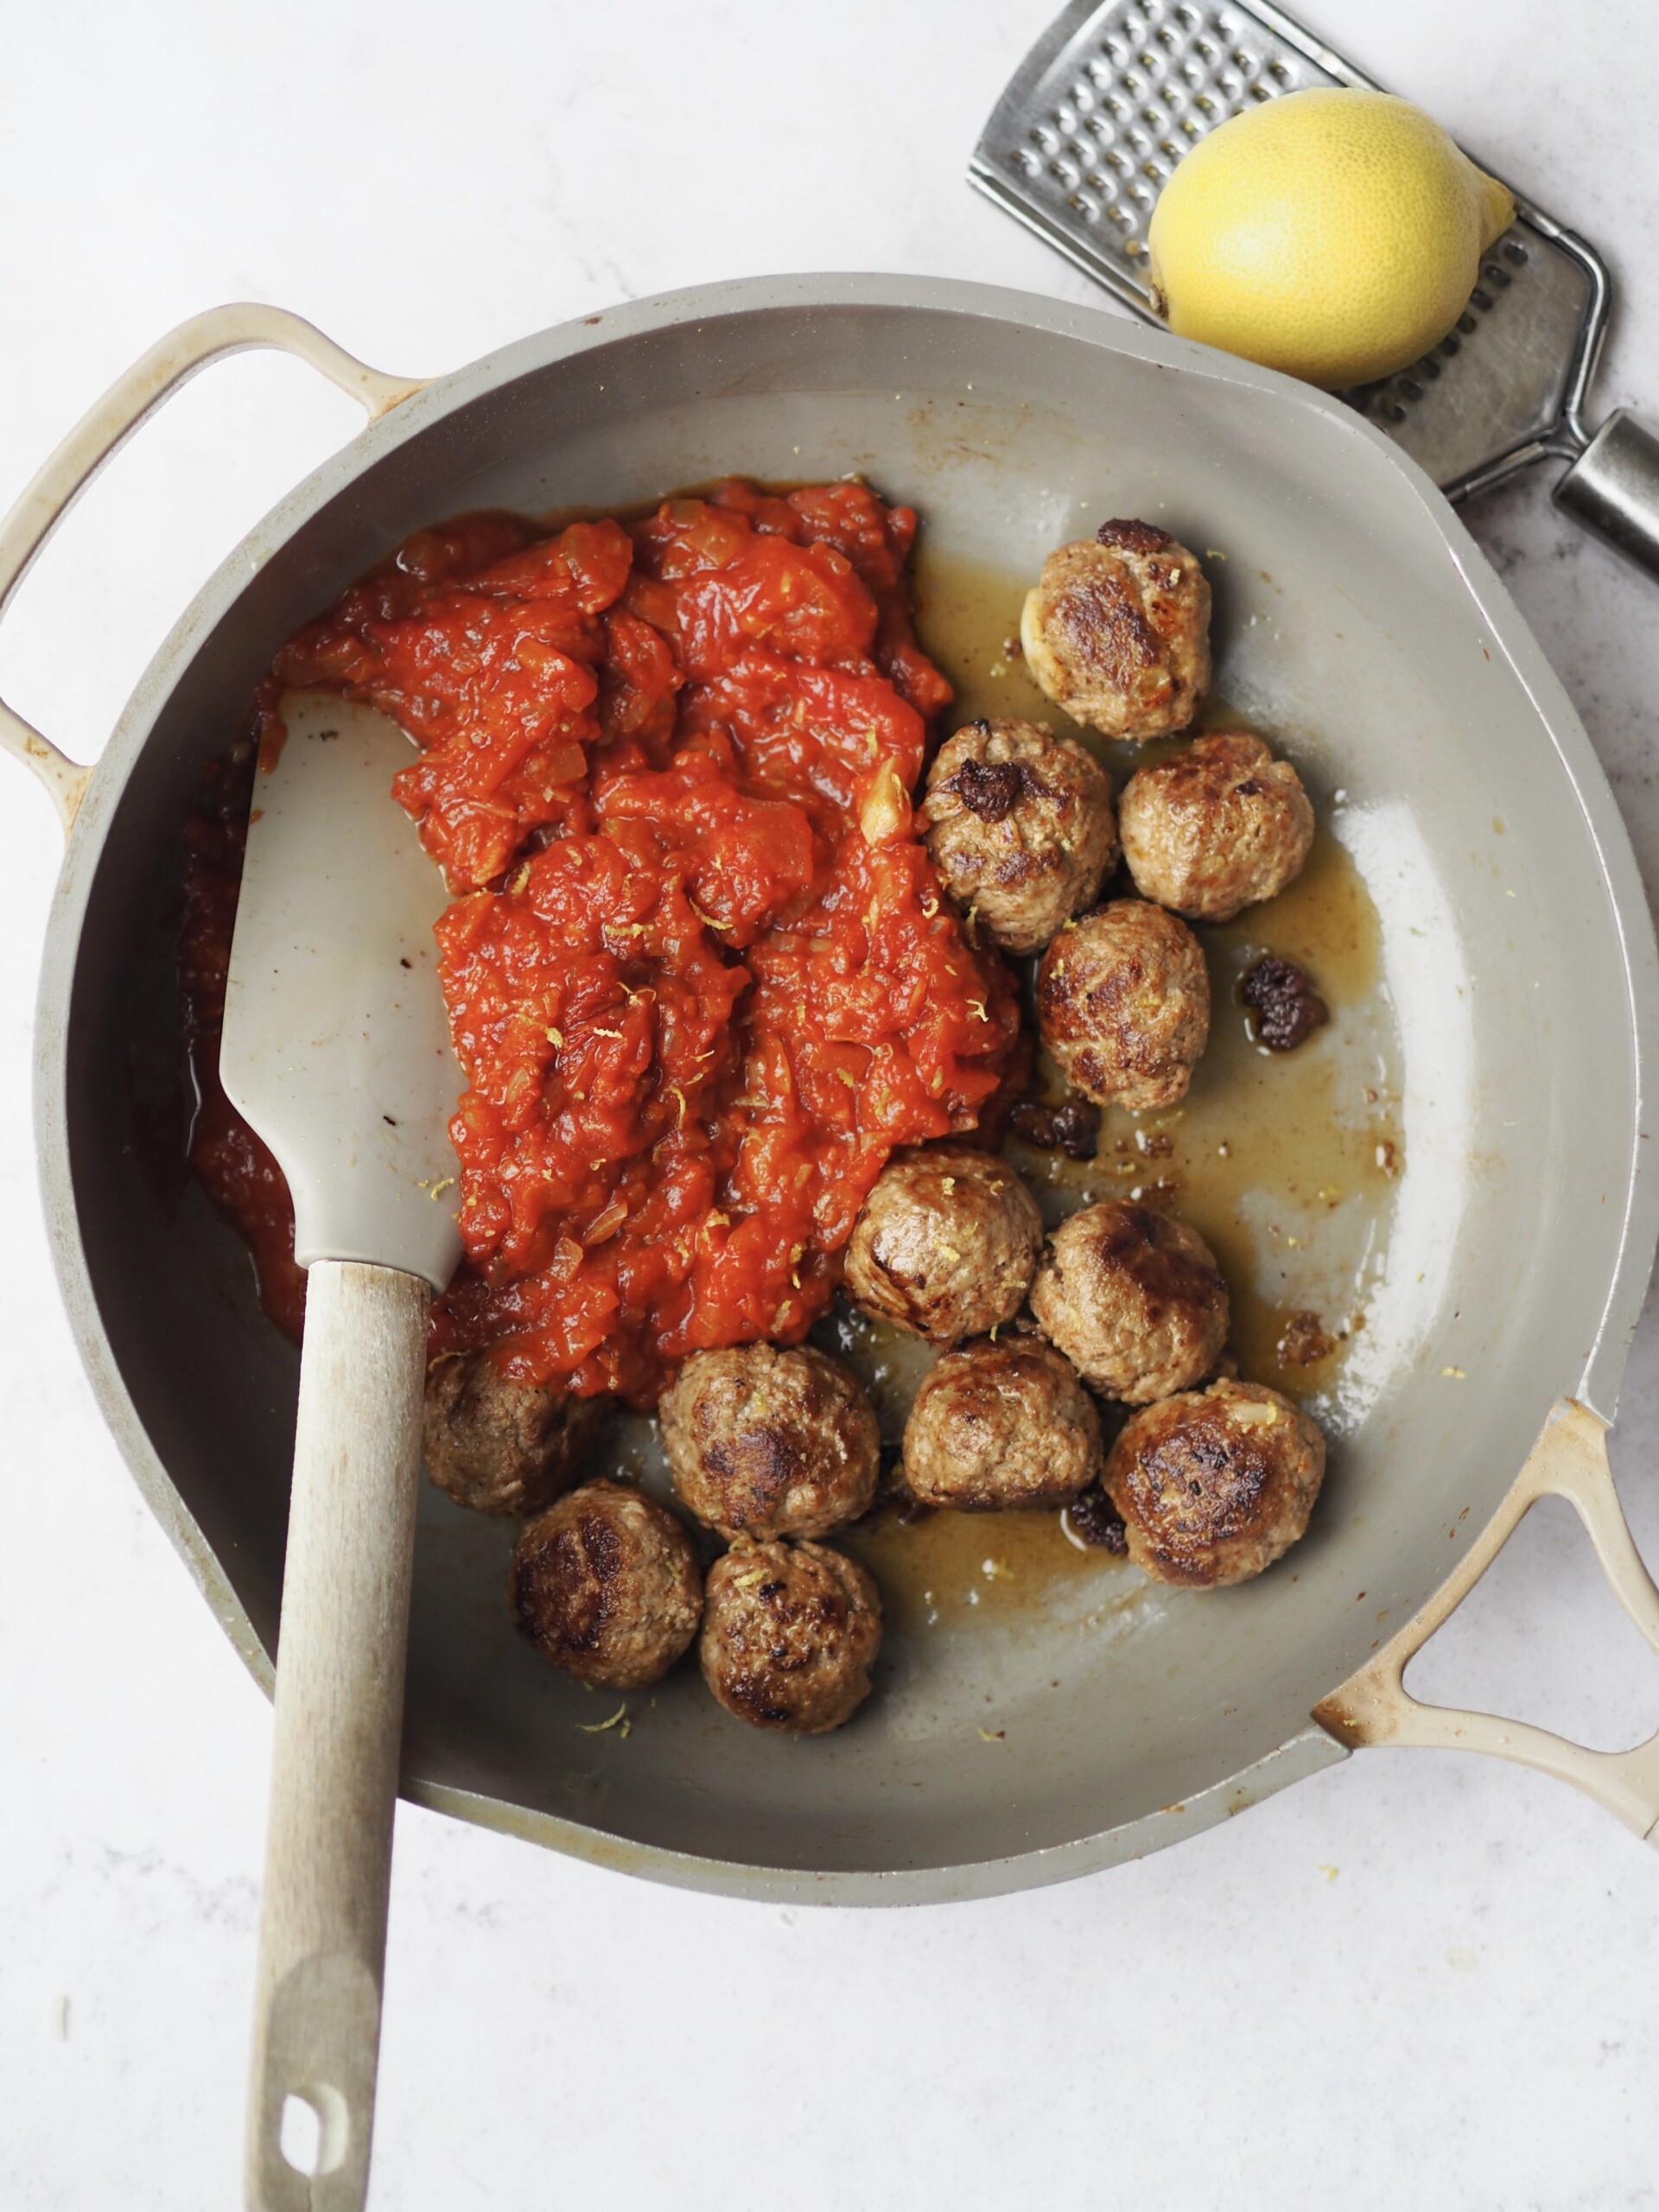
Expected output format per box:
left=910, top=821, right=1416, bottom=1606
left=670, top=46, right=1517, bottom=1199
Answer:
left=4, top=275, right=1659, bottom=1910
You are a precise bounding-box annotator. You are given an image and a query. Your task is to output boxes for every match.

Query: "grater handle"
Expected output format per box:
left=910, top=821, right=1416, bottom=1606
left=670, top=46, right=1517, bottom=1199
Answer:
left=1554, top=410, right=1659, bottom=580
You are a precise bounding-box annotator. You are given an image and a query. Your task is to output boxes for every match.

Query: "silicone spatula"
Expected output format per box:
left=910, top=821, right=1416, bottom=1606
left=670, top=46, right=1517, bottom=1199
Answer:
left=220, top=689, right=461, bottom=2212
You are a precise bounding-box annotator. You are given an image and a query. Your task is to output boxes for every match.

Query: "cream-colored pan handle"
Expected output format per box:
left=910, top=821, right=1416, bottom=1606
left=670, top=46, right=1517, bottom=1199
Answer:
left=1315, top=1398, right=1659, bottom=1840
left=0, top=302, right=423, bottom=836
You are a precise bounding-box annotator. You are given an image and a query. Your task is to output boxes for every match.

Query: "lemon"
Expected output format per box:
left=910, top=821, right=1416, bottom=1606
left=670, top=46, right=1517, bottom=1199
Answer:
left=1146, top=87, right=1515, bottom=390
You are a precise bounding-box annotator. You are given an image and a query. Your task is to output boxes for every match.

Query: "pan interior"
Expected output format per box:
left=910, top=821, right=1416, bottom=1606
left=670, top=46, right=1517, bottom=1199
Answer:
left=61, top=292, right=1645, bottom=1884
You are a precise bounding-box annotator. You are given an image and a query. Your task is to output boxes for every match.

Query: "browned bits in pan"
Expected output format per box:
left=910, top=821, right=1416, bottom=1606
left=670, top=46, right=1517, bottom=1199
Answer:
left=1241, top=954, right=1330, bottom=1051
left=510, top=1478, right=703, bottom=1688
left=1062, top=1484, right=1129, bottom=1554
left=1008, top=1094, right=1102, bottom=1160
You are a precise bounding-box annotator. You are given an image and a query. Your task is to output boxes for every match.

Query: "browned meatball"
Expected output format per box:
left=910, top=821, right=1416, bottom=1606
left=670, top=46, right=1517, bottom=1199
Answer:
left=423, top=1352, right=612, bottom=1516
left=509, top=1478, right=702, bottom=1688
left=660, top=1343, right=879, bottom=1540
left=1020, top=521, right=1211, bottom=740
left=843, top=1143, right=1043, bottom=1344
left=1104, top=1378, right=1325, bottom=1586
left=1029, top=1199, right=1229, bottom=1403
left=1036, top=899, right=1210, bottom=1111
left=1119, top=731, right=1315, bottom=922
left=921, top=718, right=1119, bottom=955
left=903, top=1334, right=1102, bottom=1510
left=700, top=1540, right=882, bottom=1733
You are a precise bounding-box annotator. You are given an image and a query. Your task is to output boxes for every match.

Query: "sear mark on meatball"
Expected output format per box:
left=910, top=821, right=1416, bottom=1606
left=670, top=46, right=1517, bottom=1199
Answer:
left=922, top=718, right=1119, bottom=956
left=951, top=754, right=1033, bottom=822
left=843, top=1142, right=1044, bottom=1344
left=423, top=1351, right=612, bottom=1517
left=1096, top=518, right=1175, bottom=556
left=1103, top=1378, right=1325, bottom=1586
left=902, top=1335, right=1103, bottom=1510
left=1063, top=1483, right=1129, bottom=1553
left=1009, top=1093, right=1102, bottom=1161
left=1029, top=1197, right=1230, bottom=1403
left=1020, top=527, right=1211, bottom=741
left=700, top=1539, right=882, bottom=1733
left=660, top=1342, right=880, bottom=1541
left=509, top=1477, right=703, bottom=1688
left=1118, top=731, right=1315, bottom=924
left=1242, top=955, right=1329, bottom=1051
left=1036, top=899, right=1210, bottom=1112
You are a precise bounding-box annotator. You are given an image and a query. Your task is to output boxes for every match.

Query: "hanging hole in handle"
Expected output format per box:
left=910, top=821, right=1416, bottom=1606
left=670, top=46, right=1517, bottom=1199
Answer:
left=279, top=2082, right=351, bottom=2178
left=0, top=350, right=363, bottom=779
left=1402, top=1491, right=1659, bottom=1754
left=279, top=2095, right=321, bottom=2177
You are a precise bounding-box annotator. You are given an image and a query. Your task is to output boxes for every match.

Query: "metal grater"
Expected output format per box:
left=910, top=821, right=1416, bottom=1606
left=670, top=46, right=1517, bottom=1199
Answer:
left=970, top=0, right=1659, bottom=571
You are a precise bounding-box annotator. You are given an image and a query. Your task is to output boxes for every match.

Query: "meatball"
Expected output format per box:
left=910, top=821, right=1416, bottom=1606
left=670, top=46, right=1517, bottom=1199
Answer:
left=1020, top=520, right=1211, bottom=741
left=1119, top=730, right=1315, bottom=922
left=509, top=1478, right=702, bottom=1688
left=921, top=718, right=1119, bottom=954
left=423, top=1352, right=612, bottom=1516
left=1029, top=1198, right=1229, bottom=1404
left=660, top=1343, right=880, bottom=1540
left=1036, top=899, right=1210, bottom=1111
left=701, top=1540, right=882, bottom=1733
left=843, top=1143, right=1044, bottom=1344
left=903, top=1334, right=1102, bottom=1510
left=1104, top=1377, right=1326, bottom=1586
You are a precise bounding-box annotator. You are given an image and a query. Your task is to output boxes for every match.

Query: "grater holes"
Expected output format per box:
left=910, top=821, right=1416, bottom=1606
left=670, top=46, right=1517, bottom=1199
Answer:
left=1177, top=3, right=1202, bottom=23
left=1470, top=286, right=1494, bottom=311
left=1503, top=238, right=1529, bottom=264
left=1439, top=333, right=1461, bottom=356
left=1249, top=80, right=1273, bottom=100
left=1457, top=313, right=1477, bottom=334
left=1070, top=190, right=1102, bottom=221
left=1180, top=113, right=1204, bottom=137
left=1268, top=56, right=1294, bottom=82
left=1230, top=48, right=1256, bottom=73
left=1480, top=261, right=1513, bottom=287
left=1398, top=377, right=1424, bottom=401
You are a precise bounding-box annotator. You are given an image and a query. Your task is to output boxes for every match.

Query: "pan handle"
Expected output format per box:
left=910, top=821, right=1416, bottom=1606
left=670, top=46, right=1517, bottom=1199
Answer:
left=1314, top=1398, right=1659, bottom=1840
left=0, top=303, right=423, bottom=836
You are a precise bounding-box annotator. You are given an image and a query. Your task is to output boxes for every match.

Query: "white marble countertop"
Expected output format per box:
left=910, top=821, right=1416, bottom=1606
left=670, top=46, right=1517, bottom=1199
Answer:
left=3, top=3, right=1659, bottom=2205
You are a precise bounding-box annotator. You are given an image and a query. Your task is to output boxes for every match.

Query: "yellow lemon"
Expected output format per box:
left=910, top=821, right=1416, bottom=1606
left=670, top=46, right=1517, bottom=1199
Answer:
left=1146, top=87, right=1515, bottom=390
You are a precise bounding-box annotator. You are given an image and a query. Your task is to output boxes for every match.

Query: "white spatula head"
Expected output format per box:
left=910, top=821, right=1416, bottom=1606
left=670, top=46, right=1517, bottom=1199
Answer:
left=221, top=690, right=463, bottom=1293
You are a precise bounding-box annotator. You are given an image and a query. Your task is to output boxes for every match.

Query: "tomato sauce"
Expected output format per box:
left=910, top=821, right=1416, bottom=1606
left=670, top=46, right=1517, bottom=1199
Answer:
left=187, top=480, right=1019, bottom=1405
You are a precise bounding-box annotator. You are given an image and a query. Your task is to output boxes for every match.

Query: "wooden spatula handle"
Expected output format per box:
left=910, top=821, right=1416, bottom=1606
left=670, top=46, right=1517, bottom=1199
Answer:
left=246, top=1261, right=429, bottom=2212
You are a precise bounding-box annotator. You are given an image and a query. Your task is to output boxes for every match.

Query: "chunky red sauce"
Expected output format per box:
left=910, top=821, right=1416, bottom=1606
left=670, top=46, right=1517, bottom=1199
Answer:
left=185, top=480, right=1019, bottom=1404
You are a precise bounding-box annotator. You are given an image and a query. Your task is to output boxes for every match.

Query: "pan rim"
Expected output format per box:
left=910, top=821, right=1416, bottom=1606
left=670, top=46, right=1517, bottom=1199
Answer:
left=31, top=271, right=1659, bottom=1900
